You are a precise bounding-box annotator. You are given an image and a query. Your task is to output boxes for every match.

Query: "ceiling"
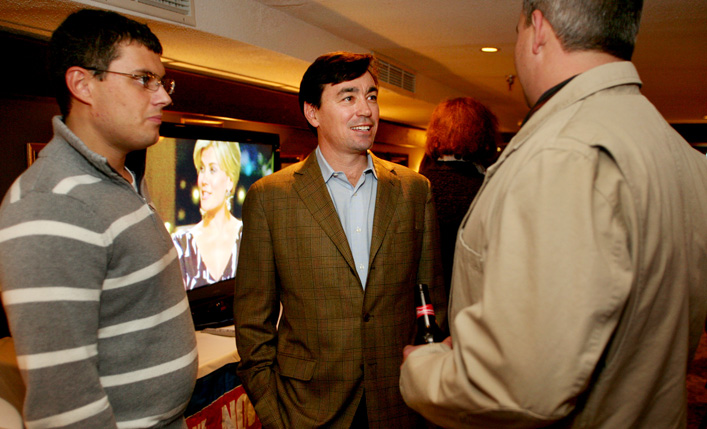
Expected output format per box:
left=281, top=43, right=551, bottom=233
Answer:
left=1, top=0, right=705, bottom=134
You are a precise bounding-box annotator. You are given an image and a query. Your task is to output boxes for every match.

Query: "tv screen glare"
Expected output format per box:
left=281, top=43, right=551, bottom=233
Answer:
left=144, top=123, right=279, bottom=328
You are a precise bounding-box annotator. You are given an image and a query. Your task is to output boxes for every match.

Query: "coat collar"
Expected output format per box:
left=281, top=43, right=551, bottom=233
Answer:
left=487, top=61, right=642, bottom=179
left=369, top=155, right=400, bottom=264
left=292, top=153, right=354, bottom=269
left=464, top=61, right=643, bottom=228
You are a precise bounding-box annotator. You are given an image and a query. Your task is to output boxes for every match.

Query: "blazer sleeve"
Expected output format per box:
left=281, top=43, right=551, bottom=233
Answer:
left=234, top=181, right=284, bottom=429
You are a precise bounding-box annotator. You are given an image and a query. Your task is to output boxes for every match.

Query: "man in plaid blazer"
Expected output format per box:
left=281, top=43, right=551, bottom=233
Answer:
left=234, top=52, right=446, bottom=428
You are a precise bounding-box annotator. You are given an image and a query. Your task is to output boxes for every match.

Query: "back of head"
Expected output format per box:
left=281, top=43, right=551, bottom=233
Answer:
left=521, top=0, right=643, bottom=60
left=49, top=8, right=163, bottom=118
left=425, top=97, right=500, bottom=166
left=298, top=52, right=378, bottom=133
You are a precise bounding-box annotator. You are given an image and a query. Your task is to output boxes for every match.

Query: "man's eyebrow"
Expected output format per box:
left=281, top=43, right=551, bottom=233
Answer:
left=337, top=86, right=359, bottom=96
left=133, top=68, right=163, bottom=77
left=336, top=85, right=378, bottom=96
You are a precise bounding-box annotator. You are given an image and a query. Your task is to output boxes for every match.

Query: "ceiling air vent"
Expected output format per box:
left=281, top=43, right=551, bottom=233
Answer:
left=138, top=0, right=192, bottom=14
left=377, top=59, right=416, bottom=93
left=96, top=0, right=196, bottom=26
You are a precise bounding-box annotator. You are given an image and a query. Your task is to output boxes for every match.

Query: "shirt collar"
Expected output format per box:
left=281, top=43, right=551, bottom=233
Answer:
left=521, top=75, right=577, bottom=126
left=315, top=146, right=378, bottom=183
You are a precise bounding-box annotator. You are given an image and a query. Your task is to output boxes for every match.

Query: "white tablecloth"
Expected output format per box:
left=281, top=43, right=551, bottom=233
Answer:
left=195, top=328, right=239, bottom=378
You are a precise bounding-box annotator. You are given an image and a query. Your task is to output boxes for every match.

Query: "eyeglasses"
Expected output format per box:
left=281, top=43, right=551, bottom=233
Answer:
left=85, top=68, right=175, bottom=95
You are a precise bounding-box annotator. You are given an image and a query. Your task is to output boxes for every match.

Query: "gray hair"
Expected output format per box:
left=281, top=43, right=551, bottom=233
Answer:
left=522, top=0, right=643, bottom=60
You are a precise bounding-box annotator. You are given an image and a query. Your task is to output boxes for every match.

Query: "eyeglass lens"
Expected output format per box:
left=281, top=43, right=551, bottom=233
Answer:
left=143, top=74, right=175, bottom=94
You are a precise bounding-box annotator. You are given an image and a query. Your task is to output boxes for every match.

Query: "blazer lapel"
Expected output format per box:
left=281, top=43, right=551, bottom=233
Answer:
left=369, top=155, right=400, bottom=262
left=293, top=154, right=357, bottom=271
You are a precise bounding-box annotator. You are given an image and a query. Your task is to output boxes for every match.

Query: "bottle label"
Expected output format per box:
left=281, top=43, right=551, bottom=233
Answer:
left=416, top=304, right=435, bottom=318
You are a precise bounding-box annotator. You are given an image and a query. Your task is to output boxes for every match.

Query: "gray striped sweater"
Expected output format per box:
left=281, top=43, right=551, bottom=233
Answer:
left=0, top=116, right=198, bottom=428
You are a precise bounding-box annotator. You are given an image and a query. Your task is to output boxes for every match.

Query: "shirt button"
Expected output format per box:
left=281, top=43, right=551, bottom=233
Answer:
left=355, top=226, right=362, bottom=233
left=358, top=264, right=365, bottom=270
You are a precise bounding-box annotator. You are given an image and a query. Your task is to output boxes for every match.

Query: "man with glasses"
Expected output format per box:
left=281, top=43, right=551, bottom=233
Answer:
left=0, top=9, right=197, bottom=427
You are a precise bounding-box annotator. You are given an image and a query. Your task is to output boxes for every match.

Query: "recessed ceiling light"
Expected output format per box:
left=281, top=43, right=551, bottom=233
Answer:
left=481, top=47, right=499, bottom=53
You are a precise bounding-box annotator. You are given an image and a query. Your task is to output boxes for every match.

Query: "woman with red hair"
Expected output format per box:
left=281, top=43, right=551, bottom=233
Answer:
left=419, top=97, right=501, bottom=297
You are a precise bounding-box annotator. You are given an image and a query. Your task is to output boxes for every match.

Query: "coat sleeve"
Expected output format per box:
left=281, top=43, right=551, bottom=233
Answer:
left=233, top=181, right=284, bottom=429
left=400, top=147, right=633, bottom=427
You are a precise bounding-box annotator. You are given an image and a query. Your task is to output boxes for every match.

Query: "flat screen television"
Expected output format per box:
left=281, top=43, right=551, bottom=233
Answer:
left=142, top=122, right=280, bottom=329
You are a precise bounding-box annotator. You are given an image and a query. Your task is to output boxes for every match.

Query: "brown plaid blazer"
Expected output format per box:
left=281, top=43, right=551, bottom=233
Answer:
left=234, top=151, right=446, bottom=428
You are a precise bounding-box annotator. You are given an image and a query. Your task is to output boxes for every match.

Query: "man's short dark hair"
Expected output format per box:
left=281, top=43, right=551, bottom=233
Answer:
left=49, top=8, right=163, bottom=117
left=298, top=52, right=378, bottom=133
left=522, top=0, right=643, bottom=61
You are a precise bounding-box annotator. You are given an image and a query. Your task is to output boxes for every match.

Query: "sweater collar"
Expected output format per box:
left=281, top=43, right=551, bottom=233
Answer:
left=51, top=116, right=136, bottom=186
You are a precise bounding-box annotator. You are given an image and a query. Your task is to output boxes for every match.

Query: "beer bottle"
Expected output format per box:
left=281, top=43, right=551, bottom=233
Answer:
left=414, top=283, right=446, bottom=345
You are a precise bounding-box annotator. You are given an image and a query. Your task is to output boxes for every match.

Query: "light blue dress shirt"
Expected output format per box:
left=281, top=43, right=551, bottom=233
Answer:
left=316, top=147, right=378, bottom=289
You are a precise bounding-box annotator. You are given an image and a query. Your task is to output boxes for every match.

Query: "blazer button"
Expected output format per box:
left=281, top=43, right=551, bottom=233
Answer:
left=363, top=313, right=371, bottom=322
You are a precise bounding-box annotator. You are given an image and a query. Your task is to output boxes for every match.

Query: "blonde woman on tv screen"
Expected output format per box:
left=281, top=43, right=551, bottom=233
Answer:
left=172, top=140, right=242, bottom=290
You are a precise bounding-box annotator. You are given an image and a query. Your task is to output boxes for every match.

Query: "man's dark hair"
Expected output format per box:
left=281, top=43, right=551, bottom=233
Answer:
left=49, top=8, right=163, bottom=117
left=298, top=52, right=378, bottom=133
left=522, top=0, right=643, bottom=61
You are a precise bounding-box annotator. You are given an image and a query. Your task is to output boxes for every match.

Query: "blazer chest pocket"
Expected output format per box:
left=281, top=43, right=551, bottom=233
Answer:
left=274, top=353, right=316, bottom=381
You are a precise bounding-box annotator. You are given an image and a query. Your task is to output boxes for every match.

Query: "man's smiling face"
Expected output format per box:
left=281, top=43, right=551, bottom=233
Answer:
left=306, top=71, right=379, bottom=156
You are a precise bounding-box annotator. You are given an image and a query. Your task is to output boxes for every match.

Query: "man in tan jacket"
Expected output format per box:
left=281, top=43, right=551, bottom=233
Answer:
left=400, top=1, right=707, bottom=427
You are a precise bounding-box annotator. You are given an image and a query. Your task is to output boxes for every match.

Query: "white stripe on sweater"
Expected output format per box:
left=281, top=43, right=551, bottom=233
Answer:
left=0, top=220, right=108, bottom=246
left=116, top=402, right=189, bottom=428
left=100, top=346, right=198, bottom=387
left=9, top=179, right=20, bottom=203
left=24, top=396, right=111, bottom=429
left=10, top=174, right=103, bottom=205
left=102, top=248, right=177, bottom=290
left=98, top=297, right=190, bottom=339
left=0, top=205, right=169, bottom=298
left=0, top=204, right=153, bottom=248
left=17, top=344, right=98, bottom=370
left=2, top=287, right=100, bottom=305
left=53, top=175, right=102, bottom=194
left=107, top=204, right=153, bottom=240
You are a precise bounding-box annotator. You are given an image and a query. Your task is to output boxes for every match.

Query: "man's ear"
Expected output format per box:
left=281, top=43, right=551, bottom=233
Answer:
left=65, top=66, right=94, bottom=106
left=303, top=102, right=320, bottom=129
left=530, top=9, right=550, bottom=55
